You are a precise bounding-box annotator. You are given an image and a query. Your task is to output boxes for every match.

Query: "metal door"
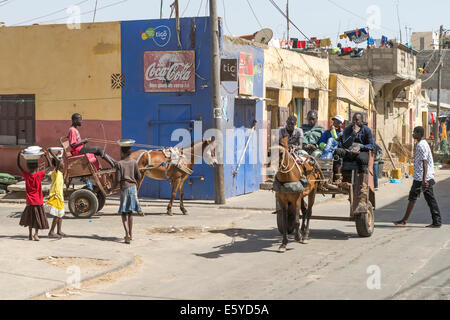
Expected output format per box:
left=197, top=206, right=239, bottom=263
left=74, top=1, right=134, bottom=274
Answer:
left=139, top=104, right=193, bottom=199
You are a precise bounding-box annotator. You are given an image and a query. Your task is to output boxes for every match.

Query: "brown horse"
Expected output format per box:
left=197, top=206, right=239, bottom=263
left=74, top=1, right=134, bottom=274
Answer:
left=131, top=140, right=217, bottom=216
left=276, top=136, right=324, bottom=252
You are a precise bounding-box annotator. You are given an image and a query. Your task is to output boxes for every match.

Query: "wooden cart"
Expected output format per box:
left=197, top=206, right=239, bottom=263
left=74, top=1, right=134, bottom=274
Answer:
left=60, top=137, right=119, bottom=218
left=276, top=154, right=376, bottom=238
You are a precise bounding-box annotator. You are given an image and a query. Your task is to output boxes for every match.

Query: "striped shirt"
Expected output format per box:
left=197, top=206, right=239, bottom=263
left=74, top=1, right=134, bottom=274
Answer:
left=413, top=140, right=435, bottom=181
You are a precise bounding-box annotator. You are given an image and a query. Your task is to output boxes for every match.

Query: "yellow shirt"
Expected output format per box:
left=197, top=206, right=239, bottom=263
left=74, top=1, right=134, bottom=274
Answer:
left=46, top=170, right=64, bottom=210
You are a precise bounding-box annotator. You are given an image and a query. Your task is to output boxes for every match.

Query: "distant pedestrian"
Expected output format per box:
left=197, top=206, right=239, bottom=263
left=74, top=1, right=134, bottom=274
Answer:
left=17, top=151, right=49, bottom=241
left=116, top=145, right=143, bottom=244
left=394, top=126, right=442, bottom=228
left=44, top=149, right=66, bottom=239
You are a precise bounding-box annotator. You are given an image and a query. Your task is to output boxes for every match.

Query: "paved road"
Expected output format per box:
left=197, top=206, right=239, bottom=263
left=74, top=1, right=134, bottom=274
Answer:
left=0, top=170, right=448, bottom=300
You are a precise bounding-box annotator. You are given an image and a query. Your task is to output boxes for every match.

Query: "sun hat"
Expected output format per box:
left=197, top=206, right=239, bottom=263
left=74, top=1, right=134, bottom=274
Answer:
left=332, top=115, right=345, bottom=123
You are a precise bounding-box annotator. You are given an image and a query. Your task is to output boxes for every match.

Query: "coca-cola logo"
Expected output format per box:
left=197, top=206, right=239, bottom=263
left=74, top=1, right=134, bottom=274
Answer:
left=145, top=62, right=193, bottom=82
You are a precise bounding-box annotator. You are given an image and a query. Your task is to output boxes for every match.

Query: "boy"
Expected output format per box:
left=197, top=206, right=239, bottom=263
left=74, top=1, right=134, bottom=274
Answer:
left=116, top=145, right=143, bottom=244
left=394, top=126, right=442, bottom=228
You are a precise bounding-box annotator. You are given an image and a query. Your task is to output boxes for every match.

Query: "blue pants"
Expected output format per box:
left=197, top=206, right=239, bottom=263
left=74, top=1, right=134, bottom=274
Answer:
left=320, top=138, right=338, bottom=159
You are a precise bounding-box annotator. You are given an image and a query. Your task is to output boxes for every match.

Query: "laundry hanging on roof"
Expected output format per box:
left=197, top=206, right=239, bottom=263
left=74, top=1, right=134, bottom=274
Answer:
left=320, top=38, right=332, bottom=47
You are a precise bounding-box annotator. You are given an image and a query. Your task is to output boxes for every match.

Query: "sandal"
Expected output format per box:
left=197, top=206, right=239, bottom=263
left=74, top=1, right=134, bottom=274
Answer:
left=33, top=234, right=40, bottom=241
left=48, top=233, right=61, bottom=239
left=124, top=236, right=131, bottom=244
left=57, top=232, right=67, bottom=238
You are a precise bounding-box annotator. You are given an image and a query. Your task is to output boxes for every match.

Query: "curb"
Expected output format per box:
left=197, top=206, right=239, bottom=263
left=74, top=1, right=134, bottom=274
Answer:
left=27, top=254, right=137, bottom=300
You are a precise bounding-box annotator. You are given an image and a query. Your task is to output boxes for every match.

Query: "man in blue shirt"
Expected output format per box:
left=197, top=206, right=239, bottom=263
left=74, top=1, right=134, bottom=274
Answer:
left=333, top=112, right=374, bottom=180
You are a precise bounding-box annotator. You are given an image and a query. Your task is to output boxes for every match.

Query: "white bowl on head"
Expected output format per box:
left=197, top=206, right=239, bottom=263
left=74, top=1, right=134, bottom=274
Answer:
left=22, top=152, right=43, bottom=160
left=117, top=139, right=136, bottom=147
left=25, top=146, right=42, bottom=153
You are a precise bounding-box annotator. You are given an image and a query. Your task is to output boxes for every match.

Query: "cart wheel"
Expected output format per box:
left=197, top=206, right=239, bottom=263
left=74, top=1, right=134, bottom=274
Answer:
left=276, top=201, right=295, bottom=235
left=355, top=203, right=374, bottom=237
left=69, top=189, right=99, bottom=219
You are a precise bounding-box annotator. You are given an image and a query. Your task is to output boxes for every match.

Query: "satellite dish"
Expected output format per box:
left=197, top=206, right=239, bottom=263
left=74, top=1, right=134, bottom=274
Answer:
left=254, top=28, right=273, bottom=44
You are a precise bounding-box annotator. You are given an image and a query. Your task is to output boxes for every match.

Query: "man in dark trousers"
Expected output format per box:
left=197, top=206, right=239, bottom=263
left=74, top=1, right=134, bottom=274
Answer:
left=68, top=113, right=117, bottom=168
left=333, top=112, right=374, bottom=213
left=334, top=112, right=374, bottom=179
left=394, top=126, right=442, bottom=228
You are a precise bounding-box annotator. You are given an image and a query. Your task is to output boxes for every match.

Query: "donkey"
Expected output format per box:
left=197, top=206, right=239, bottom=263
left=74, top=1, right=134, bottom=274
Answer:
left=276, top=136, right=324, bottom=252
left=131, top=139, right=217, bottom=216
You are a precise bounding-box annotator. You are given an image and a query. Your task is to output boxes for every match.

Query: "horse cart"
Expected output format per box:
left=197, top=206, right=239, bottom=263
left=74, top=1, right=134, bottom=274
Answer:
left=276, top=153, right=376, bottom=238
left=60, top=137, right=120, bottom=218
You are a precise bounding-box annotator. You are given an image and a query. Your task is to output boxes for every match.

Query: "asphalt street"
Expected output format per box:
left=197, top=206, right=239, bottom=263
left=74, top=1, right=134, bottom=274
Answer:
left=0, top=170, right=448, bottom=300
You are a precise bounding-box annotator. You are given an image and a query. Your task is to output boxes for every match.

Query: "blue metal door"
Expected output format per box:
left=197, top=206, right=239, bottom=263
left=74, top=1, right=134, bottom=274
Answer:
left=141, top=104, right=193, bottom=199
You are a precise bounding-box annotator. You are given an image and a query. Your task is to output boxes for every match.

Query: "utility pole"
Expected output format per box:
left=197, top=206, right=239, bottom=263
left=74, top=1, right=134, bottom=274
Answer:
left=435, top=25, right=444, bottom=151
left=286, top=0, right=290, bottom=41
left=209, top=0, right=226, bottom=204
left=160, top=0, right=163, bottom=19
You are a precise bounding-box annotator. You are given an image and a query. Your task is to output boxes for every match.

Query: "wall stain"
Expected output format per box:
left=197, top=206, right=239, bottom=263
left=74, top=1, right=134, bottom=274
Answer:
left=93, top=42, right=119, bottom=55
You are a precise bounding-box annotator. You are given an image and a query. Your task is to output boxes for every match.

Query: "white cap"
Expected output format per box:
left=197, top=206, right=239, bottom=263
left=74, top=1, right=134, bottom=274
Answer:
left=332, top=115, right=345, bottom=123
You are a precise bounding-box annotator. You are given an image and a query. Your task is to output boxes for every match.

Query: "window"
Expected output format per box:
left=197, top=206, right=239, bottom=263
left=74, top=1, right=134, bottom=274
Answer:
left=0, top=94, right=35, bottom=145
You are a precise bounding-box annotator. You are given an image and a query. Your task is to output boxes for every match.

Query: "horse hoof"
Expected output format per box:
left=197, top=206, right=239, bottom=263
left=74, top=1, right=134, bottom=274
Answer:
left=301, top=238, right=309, bottom=244
left=167, top=211, right=173, bottom=216
left=295, top=234, right=302, bottom=243
left=181, top=210, right=188, bottom=215
left=279, top=245, right=287, bottom=253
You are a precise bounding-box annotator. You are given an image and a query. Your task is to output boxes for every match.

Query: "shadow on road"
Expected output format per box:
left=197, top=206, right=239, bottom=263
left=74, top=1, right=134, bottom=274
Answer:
left=195, top=227, right=350, bottom=259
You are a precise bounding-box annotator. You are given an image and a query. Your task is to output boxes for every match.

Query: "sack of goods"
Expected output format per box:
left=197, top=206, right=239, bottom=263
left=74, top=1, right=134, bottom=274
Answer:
left=22, top=146, right=44, bottom=160
left=272, top=176, right=309, bottom=194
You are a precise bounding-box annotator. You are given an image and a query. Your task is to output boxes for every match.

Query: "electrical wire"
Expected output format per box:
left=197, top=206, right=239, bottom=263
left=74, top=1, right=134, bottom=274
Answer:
left=0, top=0, right=16, bottom=7
left=422, top=50, right=447, bottom=83
left=196, top=0, right=203, bottom=17
left=43, top=0, right=129, bottom=24
left=12, top=0, right=91, bottom=26
left=181, top=0, right=191, bottom=16
left=246, top=0, right=263, bottom=29
left=326, top=0, right=397, bottom=34
left=222, top=0, right=233, bottom=35
left=268, top=0, right=314, bottom=44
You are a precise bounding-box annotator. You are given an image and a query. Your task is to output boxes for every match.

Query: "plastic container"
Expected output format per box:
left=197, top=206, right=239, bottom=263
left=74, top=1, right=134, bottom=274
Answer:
left=391, top=168, right=402, bottom=179
left=408, top=164, right=414, bottom=176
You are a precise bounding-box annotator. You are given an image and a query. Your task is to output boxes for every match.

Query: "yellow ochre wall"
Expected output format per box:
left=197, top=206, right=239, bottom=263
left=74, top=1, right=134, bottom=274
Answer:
left=329, top=73, right=372, bottom=125
left=0, top=22, right=122, bottom=174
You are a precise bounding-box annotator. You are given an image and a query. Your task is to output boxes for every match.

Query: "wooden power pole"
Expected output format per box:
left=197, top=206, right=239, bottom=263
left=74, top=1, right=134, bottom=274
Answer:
left=209, top=0, right=226, bottom=204
left=435, top=25, right=444, bottom=151
left=286, top=0, right=290, bottom=41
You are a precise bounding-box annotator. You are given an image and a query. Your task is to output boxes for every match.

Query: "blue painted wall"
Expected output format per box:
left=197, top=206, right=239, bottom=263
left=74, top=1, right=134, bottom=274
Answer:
left=121, top=17, right=264, bottom=200
left=121, top=17, right=215, bottom=200
left=221, top=40, right=265, bottom=198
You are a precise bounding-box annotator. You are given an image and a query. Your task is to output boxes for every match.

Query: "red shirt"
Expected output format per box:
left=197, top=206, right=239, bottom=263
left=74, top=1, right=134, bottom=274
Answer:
left=21, top=170, right=45, bottom=206
left=68, top=127, right=82, bottom=155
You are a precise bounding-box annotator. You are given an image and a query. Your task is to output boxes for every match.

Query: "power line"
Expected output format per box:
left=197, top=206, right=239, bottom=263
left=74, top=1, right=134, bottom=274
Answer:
left=0, top=0, right=16, bottom=7
left=222, top=0, right=233, bottom=35
left=268, top=0, right=313, bottom=44
left=326, top=0, right=397, bottom=34
left=246, top=0, right=263, bottom=29
left=43, top=0, right=129, bottom=24
left=181, top=0, right=191, bottom=16
left=12, top=0, right=91, bottom=26
left=196, top=0, right=203, bottom=17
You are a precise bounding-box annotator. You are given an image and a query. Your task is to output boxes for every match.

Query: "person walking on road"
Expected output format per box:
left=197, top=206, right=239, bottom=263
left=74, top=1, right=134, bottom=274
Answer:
left=116, top=145, right=143, bottom=244
left=44, top=149, right=66, bottom=239
left=17, top=152, right=49, bottom=241
left=394, top=126, right=442, bottom=228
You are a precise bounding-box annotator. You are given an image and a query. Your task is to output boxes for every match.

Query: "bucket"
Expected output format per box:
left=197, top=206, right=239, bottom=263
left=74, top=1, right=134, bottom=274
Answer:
left=391, top=168, right=402, bottom=180
left=408, top=164, right=414, bottom=176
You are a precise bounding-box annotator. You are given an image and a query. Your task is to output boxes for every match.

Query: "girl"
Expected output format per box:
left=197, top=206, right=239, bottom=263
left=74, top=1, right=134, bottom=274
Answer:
left=116, top=145, right=142, bottom=244
left=44, top=149, right=66, bottom=238
left=17, top=151, right=49, bottom=241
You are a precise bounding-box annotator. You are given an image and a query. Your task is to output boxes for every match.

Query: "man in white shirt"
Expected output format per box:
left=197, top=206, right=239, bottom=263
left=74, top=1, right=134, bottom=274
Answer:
left=394, top=126, right=442, bottom=228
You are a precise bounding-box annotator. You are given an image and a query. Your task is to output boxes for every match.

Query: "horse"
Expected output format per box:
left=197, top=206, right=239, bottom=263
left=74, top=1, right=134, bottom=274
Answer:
left=276, top=136, right=324, bottom=252
left=131, top=139, right=218, bottom=216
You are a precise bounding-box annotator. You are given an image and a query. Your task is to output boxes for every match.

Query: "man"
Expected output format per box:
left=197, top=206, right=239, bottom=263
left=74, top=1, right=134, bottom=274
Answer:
left=319, top=115, right=344, bottom=159
left=301, top=110, right=324, bottom=158
left=279, top=115, right=303, bottom=151
left=334, top=113, right=374, bottom=179
left=394, top=127, right=442, bottom=228
left=69, top=113, right=117, bottom=168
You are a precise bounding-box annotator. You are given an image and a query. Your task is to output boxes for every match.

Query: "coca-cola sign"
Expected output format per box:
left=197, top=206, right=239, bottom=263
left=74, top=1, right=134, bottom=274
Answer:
left=144, top=51, right=196, bottom=92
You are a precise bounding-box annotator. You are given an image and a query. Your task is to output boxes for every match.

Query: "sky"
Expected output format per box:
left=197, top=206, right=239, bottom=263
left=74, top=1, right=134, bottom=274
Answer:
left=1, top=0, right=449, bottom=46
